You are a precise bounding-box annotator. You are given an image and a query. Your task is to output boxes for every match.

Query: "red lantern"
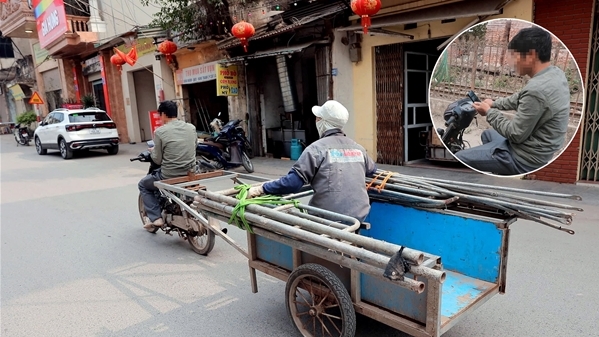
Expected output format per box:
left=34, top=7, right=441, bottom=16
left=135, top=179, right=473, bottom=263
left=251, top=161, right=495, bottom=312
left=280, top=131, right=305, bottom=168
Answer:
left=110, top=53, right=126, bottom=73
left=158, top=40, right=177, bottom=63
left=351, top=0, right=382, bottom=34
left=231, top=21, right=255, bottom=53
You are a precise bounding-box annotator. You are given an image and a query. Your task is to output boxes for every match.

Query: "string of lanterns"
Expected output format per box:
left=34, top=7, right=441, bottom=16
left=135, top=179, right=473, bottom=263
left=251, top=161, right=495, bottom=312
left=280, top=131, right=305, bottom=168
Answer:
left=109, top=0, right=382, bottom=70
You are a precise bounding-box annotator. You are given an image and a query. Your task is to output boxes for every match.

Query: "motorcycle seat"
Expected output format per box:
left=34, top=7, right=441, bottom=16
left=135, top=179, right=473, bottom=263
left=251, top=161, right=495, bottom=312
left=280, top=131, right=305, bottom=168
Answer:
left=202, top=140, right=225, bottom=150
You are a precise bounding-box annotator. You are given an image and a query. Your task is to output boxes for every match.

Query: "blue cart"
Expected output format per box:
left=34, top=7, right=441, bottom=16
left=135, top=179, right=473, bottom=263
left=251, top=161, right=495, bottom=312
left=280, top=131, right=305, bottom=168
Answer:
left=155, top=170, right=579, bottom=337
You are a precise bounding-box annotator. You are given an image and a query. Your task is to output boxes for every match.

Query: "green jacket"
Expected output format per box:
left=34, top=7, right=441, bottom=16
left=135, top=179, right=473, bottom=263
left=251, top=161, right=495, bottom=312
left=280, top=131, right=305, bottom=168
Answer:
left=487, top=66, right=570, bottom=168
left=151, top=120, right=198, bottom=179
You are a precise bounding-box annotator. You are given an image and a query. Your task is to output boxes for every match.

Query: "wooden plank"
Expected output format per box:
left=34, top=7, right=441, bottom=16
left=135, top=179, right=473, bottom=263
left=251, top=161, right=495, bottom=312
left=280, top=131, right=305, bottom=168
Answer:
left=354, top=301, right=431, bottom=337
left=160, top=170, right=225, bottom=185
left=249, top=260, right=290, bottom=283
left=247, top=232, right=259, bottom=293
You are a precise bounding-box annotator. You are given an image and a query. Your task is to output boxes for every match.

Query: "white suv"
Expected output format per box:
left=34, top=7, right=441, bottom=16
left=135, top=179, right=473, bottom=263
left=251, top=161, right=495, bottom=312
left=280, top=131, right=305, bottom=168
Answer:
left=34, top=107, right=120, bottom=159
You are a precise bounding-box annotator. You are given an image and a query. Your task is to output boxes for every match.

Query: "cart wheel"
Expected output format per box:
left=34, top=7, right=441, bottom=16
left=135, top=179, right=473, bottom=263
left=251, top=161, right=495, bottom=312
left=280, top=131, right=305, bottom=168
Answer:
left=186, top=211, right=215, bottom=255
left=138, top=194, right=158, bottom=234
left=285, top=264, right=356, bottom=337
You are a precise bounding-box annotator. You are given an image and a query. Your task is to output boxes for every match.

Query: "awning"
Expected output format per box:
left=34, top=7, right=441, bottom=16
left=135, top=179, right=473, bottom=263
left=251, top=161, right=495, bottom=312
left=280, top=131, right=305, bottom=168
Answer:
left=337, top=0, right=509, bottom=31
left=221, top=41, right=319, bottom=64
left=218, top=1, right=347, bottom=50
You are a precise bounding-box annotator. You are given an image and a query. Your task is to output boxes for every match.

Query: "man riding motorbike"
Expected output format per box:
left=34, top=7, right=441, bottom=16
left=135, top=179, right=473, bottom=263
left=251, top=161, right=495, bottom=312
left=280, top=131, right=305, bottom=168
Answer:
left=139, top=100, right=198, bottom=231
left=247, top=100, right=377, bottom=223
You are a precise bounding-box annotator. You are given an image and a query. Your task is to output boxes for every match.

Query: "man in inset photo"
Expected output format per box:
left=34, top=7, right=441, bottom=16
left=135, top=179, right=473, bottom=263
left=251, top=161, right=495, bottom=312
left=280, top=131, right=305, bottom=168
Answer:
left=454, top=27, right=571, bottom=176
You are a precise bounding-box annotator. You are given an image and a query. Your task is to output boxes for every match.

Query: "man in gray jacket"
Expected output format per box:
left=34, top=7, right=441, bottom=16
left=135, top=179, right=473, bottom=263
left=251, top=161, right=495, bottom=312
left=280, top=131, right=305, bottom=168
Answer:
left=248, top=100, right=377, bottom=222
left=455, top=27, right=571, bottom=175
left=139, top=100, right=197, bottom=231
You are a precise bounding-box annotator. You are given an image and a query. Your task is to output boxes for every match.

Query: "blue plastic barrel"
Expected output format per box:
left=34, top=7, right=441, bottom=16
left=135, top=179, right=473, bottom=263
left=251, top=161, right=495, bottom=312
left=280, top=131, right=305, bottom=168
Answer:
left=290, top=139, right=303, bottom=160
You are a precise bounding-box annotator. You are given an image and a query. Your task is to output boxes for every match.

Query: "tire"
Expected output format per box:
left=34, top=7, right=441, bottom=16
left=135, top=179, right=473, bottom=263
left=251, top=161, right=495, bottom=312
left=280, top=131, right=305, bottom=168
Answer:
left=14, top=131, right=26, bottom=145
left=187, top=217, right=215, bottom=255
left=285, top=264, right=356, bottom=337
left=138, top=194, right=158, bottom=233
left=244, top=140, right=254, bottom=158
left=59, top=138, right=73, bottom=160
left=241, top=151, right=254, bottom=173
left=107, top=145, right=119, bottom=155
left=35, top=137, right=47, bottom=155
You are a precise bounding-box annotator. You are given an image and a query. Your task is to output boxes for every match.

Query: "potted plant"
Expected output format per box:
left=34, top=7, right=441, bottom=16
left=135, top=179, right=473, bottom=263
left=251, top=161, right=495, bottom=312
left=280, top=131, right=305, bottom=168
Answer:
left=82, top=94, right=97, bottom=109
left=16, top=110, right=38, bottom=136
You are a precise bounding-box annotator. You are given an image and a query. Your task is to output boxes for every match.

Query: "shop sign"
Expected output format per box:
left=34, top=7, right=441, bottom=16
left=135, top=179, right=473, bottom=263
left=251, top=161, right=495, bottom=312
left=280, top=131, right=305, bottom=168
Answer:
left=116, top=37, right=155, bottom=58
left=149, top=110, right=163, bottom=138
left=9, top=85, right=26, bottom=100
left=82, top=56, right=101, bottom=75
left=216, top=64, right=239, bottom=96
left=175, top=61, right=217, bottom=85
left=32, top=42, right=49, bottom=66
left=33, top=0, right=68, bottom=48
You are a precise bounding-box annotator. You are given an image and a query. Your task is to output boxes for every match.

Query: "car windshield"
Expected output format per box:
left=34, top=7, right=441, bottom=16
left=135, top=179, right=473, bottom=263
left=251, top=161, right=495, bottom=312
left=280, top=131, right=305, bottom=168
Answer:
left=69, top=112, right=111, bottom=123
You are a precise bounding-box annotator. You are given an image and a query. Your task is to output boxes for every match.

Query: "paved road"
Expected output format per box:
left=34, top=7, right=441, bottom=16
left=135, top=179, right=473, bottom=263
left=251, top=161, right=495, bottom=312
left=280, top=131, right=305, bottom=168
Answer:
left=1, top=135, right=598, bottom=336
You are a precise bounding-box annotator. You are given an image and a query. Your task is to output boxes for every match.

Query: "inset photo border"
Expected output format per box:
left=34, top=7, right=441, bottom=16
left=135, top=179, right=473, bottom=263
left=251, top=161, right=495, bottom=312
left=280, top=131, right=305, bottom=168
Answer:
left=428, top=18, right=584, bottom=177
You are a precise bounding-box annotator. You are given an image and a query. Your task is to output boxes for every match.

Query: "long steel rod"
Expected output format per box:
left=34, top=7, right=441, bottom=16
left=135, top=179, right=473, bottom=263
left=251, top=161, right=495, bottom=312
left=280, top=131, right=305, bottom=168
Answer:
left=198, top=199, right=445, bottom=282
left=377, top=170, right=582, bottom=200
left=252, top=226, right=426, bottom=293
left=196, top=189, right=426, bottom=265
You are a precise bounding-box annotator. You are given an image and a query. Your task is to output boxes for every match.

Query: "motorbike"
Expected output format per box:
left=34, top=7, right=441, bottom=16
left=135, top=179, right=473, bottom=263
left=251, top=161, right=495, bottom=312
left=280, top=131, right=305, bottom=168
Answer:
left=437, top=90, right=480, bottom=153
left=14, top=123, right=32, bottom=146
left=130, top=141, right=217, bottom=255
left=197, top=113, right=254, bottom=173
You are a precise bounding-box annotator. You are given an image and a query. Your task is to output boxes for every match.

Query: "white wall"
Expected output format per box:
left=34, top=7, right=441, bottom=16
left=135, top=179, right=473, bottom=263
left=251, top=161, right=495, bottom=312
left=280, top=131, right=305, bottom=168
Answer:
left=121, top=52, right=175, bottom=143
left=96, top=0, right=162, bottom=41
left=331, top=31, right=355, bottom=140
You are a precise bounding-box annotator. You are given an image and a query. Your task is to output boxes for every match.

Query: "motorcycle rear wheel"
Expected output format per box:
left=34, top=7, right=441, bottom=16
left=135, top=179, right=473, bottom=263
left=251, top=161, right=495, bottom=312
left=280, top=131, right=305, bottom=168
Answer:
left=138, top=194, right=159, bottom=233
left=242, top=151, right=254, bottom=173
left=187, top=228, right=215, bottom=255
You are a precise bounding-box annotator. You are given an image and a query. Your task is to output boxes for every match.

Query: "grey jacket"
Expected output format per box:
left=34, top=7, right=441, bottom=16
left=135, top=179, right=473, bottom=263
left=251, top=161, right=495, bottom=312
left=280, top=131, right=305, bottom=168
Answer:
left=151, top=120, right=198, bottom=179
left=487, top=66, right=571, bottom=167
left=292, top=129, right=376, bottom=222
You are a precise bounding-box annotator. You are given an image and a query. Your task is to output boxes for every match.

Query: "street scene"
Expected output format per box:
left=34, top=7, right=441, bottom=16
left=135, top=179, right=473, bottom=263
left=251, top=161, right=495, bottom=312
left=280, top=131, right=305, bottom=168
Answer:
left=2, top=136, right=599, bottom=336
left=2, top=0, right=599, bottom=336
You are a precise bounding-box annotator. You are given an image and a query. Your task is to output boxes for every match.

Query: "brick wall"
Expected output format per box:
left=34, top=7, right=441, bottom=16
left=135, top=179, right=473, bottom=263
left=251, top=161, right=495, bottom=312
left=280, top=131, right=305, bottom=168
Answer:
left=531, top=0, right=594, bottom=183
left=100, top=50, right=129, bottom=143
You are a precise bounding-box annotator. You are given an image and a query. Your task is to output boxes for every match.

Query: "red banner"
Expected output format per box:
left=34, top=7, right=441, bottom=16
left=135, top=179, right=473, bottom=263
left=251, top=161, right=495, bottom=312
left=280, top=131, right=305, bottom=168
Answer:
left=33, top=0, right=68, bottom=48
left=149, top=111, right=163, bottom=139
left=99, top=54, right=112, bottom=117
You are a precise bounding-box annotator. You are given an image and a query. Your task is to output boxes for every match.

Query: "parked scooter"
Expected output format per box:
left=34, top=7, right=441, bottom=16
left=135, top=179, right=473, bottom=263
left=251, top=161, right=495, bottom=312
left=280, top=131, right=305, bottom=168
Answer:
left=14, top=123, right=32, bottom=146
left=130, top=141, right=216, bottom=255
left=197, top=113, right=254, bottom=173
left=437, top=90, right=480, bottom=153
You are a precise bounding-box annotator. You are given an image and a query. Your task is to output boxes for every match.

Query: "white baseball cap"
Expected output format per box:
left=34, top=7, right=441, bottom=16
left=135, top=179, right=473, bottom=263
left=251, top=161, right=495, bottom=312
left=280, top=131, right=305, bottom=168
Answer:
left=311, top=100, right=349, bottom=129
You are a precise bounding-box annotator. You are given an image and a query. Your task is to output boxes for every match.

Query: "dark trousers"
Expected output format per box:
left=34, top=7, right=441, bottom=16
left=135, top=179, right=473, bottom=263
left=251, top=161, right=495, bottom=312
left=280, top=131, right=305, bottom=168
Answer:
left=138, top=170, right=163, bottom=221
left=455, top=129, right=537, bottom=176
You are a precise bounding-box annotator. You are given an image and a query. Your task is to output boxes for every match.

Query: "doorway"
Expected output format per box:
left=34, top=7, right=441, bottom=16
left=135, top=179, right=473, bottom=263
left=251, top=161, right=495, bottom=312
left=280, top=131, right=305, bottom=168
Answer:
left=133, top=68, right=156, bottom=141
left=404, top=51, right=437, bottom=163
left=91, top=80, right=106, bottom=111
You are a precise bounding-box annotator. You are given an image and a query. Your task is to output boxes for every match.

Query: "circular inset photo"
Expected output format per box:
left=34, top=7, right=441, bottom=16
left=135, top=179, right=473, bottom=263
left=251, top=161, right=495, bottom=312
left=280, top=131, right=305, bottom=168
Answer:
left=429, top=19, right=584, bottom=177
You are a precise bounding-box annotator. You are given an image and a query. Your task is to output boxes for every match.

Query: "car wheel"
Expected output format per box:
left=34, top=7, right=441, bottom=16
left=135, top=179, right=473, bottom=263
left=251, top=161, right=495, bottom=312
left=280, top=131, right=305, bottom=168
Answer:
left=107, top=145, right=119, bottom=155
left=35, top=137, right=47, bottom=155
left=59, top=138, right=73, bottom=159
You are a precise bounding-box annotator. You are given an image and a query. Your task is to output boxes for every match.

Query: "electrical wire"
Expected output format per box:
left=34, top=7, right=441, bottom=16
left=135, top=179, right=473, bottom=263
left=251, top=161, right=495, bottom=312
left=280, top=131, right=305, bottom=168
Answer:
left=62, top=1, right=133, bottom=28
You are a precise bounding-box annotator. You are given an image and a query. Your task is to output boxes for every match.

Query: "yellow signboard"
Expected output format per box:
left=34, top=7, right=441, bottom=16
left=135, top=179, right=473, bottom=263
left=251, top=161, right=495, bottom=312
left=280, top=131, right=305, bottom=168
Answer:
left=8, top=85, right=26, bottom=100
left=117, top=37, right=155, bottom=58
left=216, top=64, right=239, bottom=96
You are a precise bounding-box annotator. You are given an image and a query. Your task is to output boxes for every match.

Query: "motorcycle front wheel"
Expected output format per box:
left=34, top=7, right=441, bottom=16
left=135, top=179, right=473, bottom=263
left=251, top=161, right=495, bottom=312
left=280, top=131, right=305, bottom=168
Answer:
left=138, top=194, right=159, bottom=233
left=242, top=151, right=254, bottom=173
left=14, top=131, right=27, bottom=146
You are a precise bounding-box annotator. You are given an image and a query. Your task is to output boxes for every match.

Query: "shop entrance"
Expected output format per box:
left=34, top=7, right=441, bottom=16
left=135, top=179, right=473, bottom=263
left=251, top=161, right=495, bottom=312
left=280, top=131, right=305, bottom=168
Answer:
left=185, top=80, right=229, bottom=133
left=133, top=68, right=156, bottom=141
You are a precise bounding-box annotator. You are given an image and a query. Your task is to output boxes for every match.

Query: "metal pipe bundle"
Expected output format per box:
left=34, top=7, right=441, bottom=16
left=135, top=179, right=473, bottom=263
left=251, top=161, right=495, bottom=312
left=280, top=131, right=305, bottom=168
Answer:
left=194, top=196, right=445, bottom=289
left=366, top=170, right=583, bottom=235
